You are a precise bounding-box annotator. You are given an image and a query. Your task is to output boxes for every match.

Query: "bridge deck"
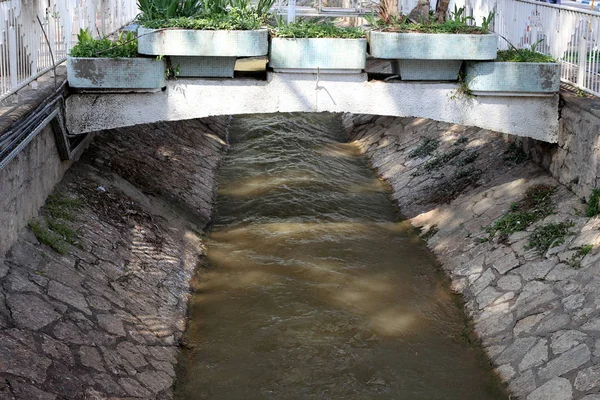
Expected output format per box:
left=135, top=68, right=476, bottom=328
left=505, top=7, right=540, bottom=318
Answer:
left=66, top=72, right=559, bottom=143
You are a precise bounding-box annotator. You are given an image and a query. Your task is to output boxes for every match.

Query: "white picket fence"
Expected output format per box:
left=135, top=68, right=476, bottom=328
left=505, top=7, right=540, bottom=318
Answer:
left=0, top=0, right=137, bottom=101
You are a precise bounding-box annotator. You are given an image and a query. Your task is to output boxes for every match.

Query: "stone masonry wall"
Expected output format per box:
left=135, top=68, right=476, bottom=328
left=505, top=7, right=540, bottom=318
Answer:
left=0, top=125, right=81, bottom=258
left=517, top=92, right=600, bottom=201
left=0, top=117, right=228, bottom=399
left=344, top=114, right=600, bottom=400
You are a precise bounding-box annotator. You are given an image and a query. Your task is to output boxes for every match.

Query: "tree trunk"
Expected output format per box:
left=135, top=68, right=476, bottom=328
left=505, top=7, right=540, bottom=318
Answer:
left=435, top=0, right=450, bottom=23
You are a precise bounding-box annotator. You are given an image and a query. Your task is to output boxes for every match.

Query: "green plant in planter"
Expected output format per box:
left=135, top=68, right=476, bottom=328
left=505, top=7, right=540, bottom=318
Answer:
left=138, top=0, right=275, bottom=29
left=271, top=20, right=365, bottom=39
left=366, top=7, right=494, bottom=34
left=69, top=29, right=138, bottom=58
left=496, top=40, right=555, bottom=62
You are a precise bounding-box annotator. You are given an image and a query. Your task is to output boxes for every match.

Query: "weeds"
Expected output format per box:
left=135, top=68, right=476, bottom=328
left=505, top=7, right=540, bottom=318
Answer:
left=409, top=137, right=439, bottom=159
left=568, top=244, right=593, bottom=269
left=29, top=221, right=68, bottom=255
left=504, top=142, right=530, bottom=164
left=429, top=167, right=482, bottom=203
left=271, top=20, right=365, bottom=38
left=585, top=188, right=600, bottom=217
left=69, top=29, right=138, bottom=58
left=527, top=221, right=575, bottom=255
left=28, top=193, right=82, bottom=254
left=423, top=147, right=463, bottom=171
left=484, top=184, right=556, bottom=239
left=455, top=149, right=479, bottom=166
left=496, top=48, right=555, bottom=63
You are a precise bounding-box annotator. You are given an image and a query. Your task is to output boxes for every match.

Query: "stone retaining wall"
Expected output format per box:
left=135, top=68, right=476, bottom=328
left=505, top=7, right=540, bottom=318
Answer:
left=517, top=92, right=600, bottom=201
left=344, top=114, right=600, bottom=400
left=0, top=117, right=228, bottom=399
left=0, top=125, right=84, bottom=258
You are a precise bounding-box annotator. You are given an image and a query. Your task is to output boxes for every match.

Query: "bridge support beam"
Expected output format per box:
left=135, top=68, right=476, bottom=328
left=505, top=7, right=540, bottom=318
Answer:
left=66, top=72, right=559, bottom=142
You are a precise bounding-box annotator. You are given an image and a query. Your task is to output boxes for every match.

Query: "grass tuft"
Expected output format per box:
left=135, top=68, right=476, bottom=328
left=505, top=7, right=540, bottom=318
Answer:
left=504, top=142, right=530, bottom=164
left=409, top=137, right=439, bottom=159
left=484, top=184, right=556, bottom=239
left=527, top=221, right=574, bottom=255
left=423, top=148, right=463, bottom=171
left=586, top=189, right=600, bottom=217
left=29, top=221, right=68, bottom=255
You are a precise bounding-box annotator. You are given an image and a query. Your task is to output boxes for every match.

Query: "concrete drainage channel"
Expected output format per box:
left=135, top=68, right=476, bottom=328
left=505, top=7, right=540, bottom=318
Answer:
left=0, top=113, right=599, bottom=399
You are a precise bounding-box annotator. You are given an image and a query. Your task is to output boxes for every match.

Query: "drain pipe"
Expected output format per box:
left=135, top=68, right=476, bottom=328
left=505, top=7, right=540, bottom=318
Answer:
left=0, top=83, right=87, bottom=171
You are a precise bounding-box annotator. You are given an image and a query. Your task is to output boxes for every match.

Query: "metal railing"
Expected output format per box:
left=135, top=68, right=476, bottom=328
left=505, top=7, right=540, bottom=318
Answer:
left=3, top=0, right=600, bottom=98
left=444, top=0, right=600, bottom=96
left=0, top=0, right=137, bottom=101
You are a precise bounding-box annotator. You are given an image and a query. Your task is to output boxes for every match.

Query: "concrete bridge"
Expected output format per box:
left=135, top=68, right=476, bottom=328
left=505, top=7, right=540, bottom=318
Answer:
left=66, top=72, right=560, bottom=143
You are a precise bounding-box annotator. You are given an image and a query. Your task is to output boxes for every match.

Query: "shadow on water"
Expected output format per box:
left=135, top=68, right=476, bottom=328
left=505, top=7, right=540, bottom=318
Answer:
left=175, top=113, right=508, bottom=400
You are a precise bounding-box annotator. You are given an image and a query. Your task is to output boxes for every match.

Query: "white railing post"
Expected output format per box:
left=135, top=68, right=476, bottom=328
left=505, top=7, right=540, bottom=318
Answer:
left=8, top=26, right=18, bottom=89
left=577, top=35, right=588, bottom=87
left=287, top=0, right=296, bottom=22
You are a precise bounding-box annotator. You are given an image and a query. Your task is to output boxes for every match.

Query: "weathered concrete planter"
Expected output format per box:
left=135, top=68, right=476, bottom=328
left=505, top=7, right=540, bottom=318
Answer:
left=137, top=27, right=268, bottom=77
left=268, top=37, right=367, bottom=73
left=67, top=57, right=166, bottom=89
left=138, top=27, right=268, bottom=56
left=369, top=31, right=498, bottom=80
left=465, top=61, right=560, bottom=95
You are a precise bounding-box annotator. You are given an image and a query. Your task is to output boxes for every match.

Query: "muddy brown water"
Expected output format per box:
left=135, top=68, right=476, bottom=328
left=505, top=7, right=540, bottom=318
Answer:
left=176, top=113, right=507, bottom=399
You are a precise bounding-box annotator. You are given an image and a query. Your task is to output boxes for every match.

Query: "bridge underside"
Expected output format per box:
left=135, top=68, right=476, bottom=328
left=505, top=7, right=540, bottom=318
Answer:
left=66, top=73, right=559, bottom=143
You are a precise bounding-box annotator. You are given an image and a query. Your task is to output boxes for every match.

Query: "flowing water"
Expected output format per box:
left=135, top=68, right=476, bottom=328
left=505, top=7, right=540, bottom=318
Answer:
left=176, top=113, right=507, bottom=399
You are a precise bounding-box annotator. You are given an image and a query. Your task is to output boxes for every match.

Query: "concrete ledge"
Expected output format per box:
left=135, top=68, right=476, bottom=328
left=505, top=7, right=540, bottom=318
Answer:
left=66, top=72, right=559, bottom=142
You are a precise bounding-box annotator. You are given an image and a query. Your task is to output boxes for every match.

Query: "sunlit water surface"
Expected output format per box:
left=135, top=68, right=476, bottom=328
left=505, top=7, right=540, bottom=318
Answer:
left=176, top=113, right=507, bottom=400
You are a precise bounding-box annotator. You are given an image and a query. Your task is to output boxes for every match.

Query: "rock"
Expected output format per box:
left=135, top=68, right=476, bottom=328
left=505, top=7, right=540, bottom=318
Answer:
left=79, top=346, right=105, bottom=372
left=508, top=369, right=536, bottom=398
left=5, top=271, right=42, bottom=293
left=9, top=380, right=56, bottom=400
left=516, top=258, right=557, bottom=281
left=476, top=312, right=515, bottom=338
left=495, top=364, right=515, bottom=381
left=496, top=337, right=538, bottom=365
left=551, top=330, right=588, bottom=355
left=472, top=269, right=496, bottom=295
left=492, top=251, right=520, bottom=275
left=497, top=275, right=522, bottom=291
left=119, top=377, right=153, bottom=398
left=519, top=339, right=549, bottom=372
left=117, top=342, right=147, bottom=370
left=582, top=317, right=600, bottom=331
left=136, top=370, right=172, bottom=394
left=0, top=261, right=9, bottom=278
left=562, top=293, right=585, bottom=310
left=0, top=333, right=52, bottom=383
left=527, top=377, right=572, bottom=400
left=41, top=334, right=75, bottom=366
left=97, top=314, right=126, bottom=337
left=47, top=280, right=91, bottom=315
left=6, top=294, right=61, bottom=330
left=476, top=286, right=503, bottom=309
left=533, top=314, right=570, bottom=336
left=545, top=263, right=576, bottom=281
left=514, top=313, right=547, bottom=337
left=87, top=295, right=112, bottom=311
left=575, top=365, right=600, bottom=391
left=537, top=344, right=591, bottom=381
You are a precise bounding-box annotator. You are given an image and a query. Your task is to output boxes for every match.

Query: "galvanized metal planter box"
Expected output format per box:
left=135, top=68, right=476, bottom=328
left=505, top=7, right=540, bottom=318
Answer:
left=268, top=38, right=367, bottom=73
left=67, top=57, right=166, bottom=89
left=465, top=61, right=560, bottom=94
left=137, top=27, right=269, bottom=57
left=369, top=31, right=498, bottom=80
